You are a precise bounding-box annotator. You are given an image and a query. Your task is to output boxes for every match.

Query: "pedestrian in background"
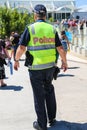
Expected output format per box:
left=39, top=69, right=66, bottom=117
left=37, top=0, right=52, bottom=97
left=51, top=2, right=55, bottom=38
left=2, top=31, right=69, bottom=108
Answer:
left=10, top=32, right=20, bottom=60
left=60, top=30, right=70, bottom=68
left=0, top=39, right=11, bottom=87
left=14, top=4, right=68, bottom=130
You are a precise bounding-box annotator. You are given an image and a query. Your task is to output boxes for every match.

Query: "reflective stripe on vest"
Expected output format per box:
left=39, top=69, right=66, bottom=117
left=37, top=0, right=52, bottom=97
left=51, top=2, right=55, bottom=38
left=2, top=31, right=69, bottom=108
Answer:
left=27, top=44, right=55, bottom=51
left=31, top=24, right=35, bottom=34
left=28, top=62, right=55, bottom=70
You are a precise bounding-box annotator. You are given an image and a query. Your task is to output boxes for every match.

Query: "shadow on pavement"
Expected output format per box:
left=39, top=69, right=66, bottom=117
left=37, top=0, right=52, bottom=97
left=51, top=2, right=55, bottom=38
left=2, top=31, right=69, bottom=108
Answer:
left=0, top=85, right=23, bottom=91
left=58, top=74, right=74, bottom=78
left=57, top=66, right=79, bottom=78
left=68, top=67, right=80, bottom=69
left=48, top=120, right=87, bottom=130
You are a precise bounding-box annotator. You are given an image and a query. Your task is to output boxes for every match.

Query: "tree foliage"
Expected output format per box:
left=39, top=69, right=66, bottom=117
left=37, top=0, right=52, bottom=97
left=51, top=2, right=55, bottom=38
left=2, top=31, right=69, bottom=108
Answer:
left=0, top=7, right=34, bottom=38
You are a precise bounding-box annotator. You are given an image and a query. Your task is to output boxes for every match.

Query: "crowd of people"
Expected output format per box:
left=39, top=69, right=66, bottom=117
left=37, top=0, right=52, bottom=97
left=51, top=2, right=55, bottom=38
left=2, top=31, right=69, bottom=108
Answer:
left=55, top=18, right=87, bottom=40
left=0, top=31, right=20, bottom=87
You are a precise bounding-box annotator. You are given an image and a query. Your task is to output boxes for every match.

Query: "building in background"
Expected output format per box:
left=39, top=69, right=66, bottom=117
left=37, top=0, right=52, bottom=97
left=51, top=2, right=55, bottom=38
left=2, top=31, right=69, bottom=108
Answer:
left=0, top=0, right=76, bottom=21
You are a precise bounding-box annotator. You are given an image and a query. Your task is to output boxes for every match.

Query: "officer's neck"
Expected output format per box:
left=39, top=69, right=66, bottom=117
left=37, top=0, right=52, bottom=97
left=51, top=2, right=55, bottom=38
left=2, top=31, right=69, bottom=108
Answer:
left=37, top=19, right=45, bottom=22
left=35, top=15, right=46, bottom=20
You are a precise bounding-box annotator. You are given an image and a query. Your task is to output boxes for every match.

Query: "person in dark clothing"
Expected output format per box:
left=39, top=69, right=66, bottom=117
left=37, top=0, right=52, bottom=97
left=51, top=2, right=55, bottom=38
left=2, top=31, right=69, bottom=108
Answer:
left=0, top=39, right=11, bottom=87
left=14, top=4, right=68, bottom=130
left=10, top=32, right=20, bottom=60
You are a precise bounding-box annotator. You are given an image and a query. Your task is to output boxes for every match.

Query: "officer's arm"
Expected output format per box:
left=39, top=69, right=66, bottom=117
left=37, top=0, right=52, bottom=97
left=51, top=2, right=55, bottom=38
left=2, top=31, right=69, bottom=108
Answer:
left=57, top=46, right=66, bottom=63
left=15, top=45, right=26, bottom=61
left=55, top=32, right=67, bottom=66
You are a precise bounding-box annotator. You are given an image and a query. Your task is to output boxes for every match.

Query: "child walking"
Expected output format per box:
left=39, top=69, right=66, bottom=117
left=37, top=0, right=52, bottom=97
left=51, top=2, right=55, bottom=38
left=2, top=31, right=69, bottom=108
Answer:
left=60, top=30, right=70, bottom=68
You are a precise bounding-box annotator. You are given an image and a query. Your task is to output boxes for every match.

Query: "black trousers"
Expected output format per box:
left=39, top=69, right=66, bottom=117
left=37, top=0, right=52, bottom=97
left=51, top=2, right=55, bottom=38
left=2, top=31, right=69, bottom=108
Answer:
left=29, top=67, right=56, bottom=130
left=0, top=64, right=5, bottom=79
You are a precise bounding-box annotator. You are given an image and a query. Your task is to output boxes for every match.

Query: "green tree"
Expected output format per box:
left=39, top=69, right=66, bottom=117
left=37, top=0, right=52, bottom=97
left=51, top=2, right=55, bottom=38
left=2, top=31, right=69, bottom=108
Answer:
left=0, top=7, right=34, bottom=38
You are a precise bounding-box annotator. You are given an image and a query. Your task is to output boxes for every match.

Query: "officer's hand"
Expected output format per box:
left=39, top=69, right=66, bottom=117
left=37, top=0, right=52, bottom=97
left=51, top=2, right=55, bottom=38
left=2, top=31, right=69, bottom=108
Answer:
left=61, top=62, right=68, bottom=72
left=14, top=61, right=19, bottom=71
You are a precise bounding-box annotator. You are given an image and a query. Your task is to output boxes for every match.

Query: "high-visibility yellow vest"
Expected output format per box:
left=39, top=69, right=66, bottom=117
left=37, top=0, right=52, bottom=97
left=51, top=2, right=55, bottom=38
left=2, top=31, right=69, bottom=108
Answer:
left=27, top=22, right=56, bottom=70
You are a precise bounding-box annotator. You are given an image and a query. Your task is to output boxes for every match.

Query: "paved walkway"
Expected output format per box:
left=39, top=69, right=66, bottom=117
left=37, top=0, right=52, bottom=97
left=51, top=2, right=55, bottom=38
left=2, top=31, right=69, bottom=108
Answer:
left=0, top=53, right=87, bottom=130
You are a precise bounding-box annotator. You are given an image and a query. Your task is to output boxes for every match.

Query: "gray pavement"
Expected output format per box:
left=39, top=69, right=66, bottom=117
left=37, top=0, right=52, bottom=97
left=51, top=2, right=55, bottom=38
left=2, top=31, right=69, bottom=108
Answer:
left=0, top=53, right=87, bottom=130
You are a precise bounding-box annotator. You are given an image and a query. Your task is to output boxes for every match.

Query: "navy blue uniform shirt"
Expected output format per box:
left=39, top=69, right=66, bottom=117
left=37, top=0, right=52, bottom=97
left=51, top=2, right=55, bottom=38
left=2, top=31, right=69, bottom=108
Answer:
left=19, top=20, right=62, bottom=47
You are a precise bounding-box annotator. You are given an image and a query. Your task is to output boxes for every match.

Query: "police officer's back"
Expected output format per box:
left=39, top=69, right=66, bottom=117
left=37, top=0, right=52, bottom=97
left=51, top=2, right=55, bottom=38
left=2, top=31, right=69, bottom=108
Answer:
left=14, top=4, right=68, bottom=130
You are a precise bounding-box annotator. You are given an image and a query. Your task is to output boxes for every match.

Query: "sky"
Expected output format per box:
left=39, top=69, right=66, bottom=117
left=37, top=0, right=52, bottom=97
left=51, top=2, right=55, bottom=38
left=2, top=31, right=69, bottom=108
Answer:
left=1, top=0, right=87, bottom=8
left=76, top=0, right=87, bottom=7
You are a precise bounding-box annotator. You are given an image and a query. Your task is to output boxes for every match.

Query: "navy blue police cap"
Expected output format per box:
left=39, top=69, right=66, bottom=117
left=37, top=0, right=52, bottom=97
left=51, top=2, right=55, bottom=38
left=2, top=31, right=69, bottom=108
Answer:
left=33, top=4, right=47, bottom=15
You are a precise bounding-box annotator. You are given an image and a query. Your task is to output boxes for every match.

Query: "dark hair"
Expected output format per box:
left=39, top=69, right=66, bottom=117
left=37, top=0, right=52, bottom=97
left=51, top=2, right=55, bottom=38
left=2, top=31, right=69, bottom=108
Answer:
left=36, top=13, right=46, bottom=18
left=61, top=31, right=66, bottom=35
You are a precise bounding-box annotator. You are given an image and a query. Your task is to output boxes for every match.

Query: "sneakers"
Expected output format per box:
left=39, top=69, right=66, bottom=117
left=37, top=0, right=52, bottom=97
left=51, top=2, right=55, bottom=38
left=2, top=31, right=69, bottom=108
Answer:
left=49, top=119, right=56, bottom=126
left=33, top=121, right=43, bottom=130
left=33, top=120, right=56, bottom=130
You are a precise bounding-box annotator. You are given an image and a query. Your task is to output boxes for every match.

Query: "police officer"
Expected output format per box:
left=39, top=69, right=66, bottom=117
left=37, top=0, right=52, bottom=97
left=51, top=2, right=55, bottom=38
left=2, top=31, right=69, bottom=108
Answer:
left=14, top=4, right=68, bottom=130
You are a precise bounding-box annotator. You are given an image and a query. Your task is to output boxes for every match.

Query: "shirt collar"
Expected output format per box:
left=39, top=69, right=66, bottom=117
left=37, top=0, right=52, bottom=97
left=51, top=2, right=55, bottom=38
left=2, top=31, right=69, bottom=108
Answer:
left=36, top=19, right=45, bottom=22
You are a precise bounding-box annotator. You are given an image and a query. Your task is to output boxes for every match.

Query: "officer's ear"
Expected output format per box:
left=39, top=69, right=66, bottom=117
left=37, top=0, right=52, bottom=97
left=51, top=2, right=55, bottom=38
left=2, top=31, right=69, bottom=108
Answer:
left=34, top=13, right=38, bottom=20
